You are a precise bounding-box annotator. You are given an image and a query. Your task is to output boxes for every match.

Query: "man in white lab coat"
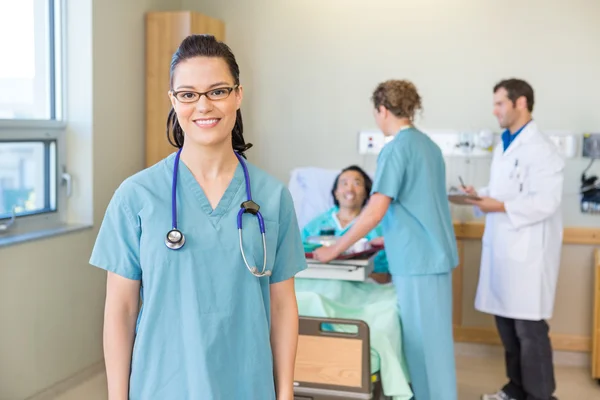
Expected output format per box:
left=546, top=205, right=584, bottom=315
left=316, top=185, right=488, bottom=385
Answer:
left=464, top=79, right=564, bottom=400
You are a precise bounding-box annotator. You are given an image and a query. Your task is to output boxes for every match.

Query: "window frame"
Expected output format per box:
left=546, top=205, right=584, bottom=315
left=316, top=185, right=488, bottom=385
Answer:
left=0, top=0, right=68, bottom=239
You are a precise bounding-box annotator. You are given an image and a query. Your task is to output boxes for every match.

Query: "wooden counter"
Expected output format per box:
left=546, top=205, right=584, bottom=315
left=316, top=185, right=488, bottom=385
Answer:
left=451, top=221, right=600, bottom=353
left=452, top=221, right=600, bottom=245
left=592, top=249, right=600, bottom=379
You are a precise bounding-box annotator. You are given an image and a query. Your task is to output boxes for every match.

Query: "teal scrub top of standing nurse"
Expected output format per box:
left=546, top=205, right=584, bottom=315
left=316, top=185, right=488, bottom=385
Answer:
left=371, top=127, right=459, bottom=276
left=89, top=152, right=307, bottom=400
left=301, top=206, right=389, bottom=273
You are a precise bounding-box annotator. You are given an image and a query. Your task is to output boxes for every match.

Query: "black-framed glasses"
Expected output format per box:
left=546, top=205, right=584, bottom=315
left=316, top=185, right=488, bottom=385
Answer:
left=172, top=85, right=239, bottom=103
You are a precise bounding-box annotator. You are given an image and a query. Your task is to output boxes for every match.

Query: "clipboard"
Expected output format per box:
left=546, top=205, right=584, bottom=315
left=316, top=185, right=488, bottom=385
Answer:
left=447, top=187, right=481, bottom=205
left=448, top=193, right=481, bottom=205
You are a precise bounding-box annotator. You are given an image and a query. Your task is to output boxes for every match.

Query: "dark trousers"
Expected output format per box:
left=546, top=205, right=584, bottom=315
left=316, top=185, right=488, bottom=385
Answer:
left=495, top=316, right=556, bottom=400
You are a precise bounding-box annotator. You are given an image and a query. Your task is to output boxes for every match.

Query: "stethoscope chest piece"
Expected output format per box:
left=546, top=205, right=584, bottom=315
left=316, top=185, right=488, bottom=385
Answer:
left=166, top=148, right=271, bottom=277
left=165, top=228, right=185, bottom=250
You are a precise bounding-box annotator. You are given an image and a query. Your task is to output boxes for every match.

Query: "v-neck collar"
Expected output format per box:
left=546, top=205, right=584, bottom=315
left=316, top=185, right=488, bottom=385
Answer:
left=167, top=152, right=245, bottom=221
left=331, top=207, right=357, bottom=232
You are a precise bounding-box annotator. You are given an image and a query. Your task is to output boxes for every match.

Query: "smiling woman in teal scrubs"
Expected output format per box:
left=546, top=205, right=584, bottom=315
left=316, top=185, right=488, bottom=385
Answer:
left=90, top=35, right=307, bottom=400
left=314, top=80, right=459, bottom=400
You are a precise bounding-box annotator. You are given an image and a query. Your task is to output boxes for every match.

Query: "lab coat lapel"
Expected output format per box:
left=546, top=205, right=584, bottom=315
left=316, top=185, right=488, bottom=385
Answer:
left=502, top=122, right=537, bottom=158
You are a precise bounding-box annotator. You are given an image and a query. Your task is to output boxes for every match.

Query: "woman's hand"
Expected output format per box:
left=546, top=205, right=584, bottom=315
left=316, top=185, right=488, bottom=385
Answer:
left=312, top=246, right=340, bottom=263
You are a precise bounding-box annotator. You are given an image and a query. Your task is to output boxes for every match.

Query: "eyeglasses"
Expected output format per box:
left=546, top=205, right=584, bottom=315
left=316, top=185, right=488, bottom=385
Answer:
left=172, top=85, right=239, bottom=103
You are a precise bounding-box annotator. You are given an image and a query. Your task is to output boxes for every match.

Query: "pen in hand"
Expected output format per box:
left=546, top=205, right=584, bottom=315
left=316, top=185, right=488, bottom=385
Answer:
left=458, top=177, right=478, bottom=198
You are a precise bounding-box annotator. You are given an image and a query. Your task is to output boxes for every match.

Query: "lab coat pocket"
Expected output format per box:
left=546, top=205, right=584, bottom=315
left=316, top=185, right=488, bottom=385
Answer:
left=491, top=216, right=531, bottom=263
left=496, top=227, right=531, bottom=263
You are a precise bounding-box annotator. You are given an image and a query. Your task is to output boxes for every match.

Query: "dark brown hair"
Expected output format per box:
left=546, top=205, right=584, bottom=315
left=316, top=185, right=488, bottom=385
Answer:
left=494, top=78, right=535, bottom=112
left=166, top=34, right=252, bottom=156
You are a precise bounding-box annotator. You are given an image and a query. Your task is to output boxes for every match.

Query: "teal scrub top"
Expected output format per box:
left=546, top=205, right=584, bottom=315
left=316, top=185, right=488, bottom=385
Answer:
left=89, top=152, right=307, bottom=400
left=371, top=127, right=458, bottom=276
left=301, top=206, right=389, bottom=274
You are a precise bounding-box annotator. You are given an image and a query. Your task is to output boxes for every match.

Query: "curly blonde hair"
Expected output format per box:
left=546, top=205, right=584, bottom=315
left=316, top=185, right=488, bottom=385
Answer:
left=371, top=80, right=422, bottom=120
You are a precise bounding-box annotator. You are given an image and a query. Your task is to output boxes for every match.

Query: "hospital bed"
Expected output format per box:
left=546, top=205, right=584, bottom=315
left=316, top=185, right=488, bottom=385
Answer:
left=289, top=167, right=377, bottom=282
left=289, top=167, right=413, bottom=400
left=301, top=247, right=377, bottom=281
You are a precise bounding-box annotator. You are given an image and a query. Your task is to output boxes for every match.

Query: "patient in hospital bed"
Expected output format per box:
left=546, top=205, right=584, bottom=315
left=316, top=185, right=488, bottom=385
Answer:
left=300, top=165, right=391, bottom=284
left=290, top=165, right=413, bottom=400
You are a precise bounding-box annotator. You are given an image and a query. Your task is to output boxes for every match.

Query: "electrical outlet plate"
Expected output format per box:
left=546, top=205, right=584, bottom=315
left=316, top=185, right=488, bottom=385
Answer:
left=582, top=133, right=600, bottom=159
left=357, top=130, right=391, bottom=155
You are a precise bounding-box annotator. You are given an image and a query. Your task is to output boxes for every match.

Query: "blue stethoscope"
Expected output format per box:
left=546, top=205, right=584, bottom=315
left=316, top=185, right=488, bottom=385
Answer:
left=165, top=148, right=271, bottom=278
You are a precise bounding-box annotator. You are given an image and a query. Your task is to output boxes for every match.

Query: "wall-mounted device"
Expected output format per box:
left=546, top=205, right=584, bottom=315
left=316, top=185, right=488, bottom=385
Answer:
left=582, top=133, right=600, bottom=158
left=546, top=131, right=578, bottom=159
left=580, top=133, right=600, bottom=215
left=357, top=130, right=392, bottom=155
left=358, top=129, right=582, bottom=160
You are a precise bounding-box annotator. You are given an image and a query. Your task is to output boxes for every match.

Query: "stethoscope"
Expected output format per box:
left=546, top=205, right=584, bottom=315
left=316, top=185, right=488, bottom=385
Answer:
left=165, top=148, right=271, bottom=278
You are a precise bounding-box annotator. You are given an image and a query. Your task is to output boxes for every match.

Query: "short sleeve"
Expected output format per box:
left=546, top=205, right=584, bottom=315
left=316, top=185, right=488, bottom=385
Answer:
left=89, top=190, right=142, bottom=280
left=371, top=145, right=407, bottom=201
left=270, top=189, right=308, bottom=284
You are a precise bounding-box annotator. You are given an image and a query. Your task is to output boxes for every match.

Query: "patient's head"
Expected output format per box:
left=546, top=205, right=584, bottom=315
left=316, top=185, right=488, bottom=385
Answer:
left=331, top=166, right=372, bottom=211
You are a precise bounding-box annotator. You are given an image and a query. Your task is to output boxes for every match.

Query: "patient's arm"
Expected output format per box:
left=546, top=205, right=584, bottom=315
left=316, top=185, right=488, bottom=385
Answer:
left=313, top=194, right=391, bottom=263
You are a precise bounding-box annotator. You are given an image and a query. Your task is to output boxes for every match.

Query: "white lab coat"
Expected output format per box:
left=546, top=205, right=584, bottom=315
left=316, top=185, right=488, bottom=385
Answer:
left=474, top=121, right=565, bottom=321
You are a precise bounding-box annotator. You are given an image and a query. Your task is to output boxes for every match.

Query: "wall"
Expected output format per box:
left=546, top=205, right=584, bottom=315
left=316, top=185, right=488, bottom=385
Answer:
left=182, top=0, right=600, bottom=341
left=0, top=0, right=179, bottom=398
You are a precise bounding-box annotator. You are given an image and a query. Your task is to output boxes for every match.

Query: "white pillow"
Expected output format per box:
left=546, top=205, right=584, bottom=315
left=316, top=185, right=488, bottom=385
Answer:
left=288, top=167, right=340, bottom=229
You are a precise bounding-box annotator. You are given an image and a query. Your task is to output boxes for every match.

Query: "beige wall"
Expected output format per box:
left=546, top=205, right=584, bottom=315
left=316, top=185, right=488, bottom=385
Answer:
left=182, top=0, right=600, bottom=183
left=181, top=0, right=600, bottom=337
left=0, top=0, right=179, bottom=399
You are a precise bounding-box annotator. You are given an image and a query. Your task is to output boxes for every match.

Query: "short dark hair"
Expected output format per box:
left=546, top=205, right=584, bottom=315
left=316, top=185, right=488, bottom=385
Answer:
left=494, top=78, right=535, bottom=112
left=331, top=165, right=373, bottom=208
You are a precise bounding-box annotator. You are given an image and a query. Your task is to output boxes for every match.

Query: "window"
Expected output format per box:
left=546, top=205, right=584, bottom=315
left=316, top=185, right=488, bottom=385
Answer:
left=0, top=141, right=57, bottom=218
left=0, top=0, right=66, bottom=238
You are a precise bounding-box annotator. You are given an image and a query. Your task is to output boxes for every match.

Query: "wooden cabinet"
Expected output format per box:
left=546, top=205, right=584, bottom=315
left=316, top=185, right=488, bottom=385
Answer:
left=145, top=11, right=225, bottom=168
left=593, top=249, right=600, bottom=381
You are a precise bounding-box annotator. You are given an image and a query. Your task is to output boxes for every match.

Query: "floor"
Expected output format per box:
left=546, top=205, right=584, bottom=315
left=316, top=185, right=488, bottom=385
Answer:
left=52, top=350, right=600, bottom=400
